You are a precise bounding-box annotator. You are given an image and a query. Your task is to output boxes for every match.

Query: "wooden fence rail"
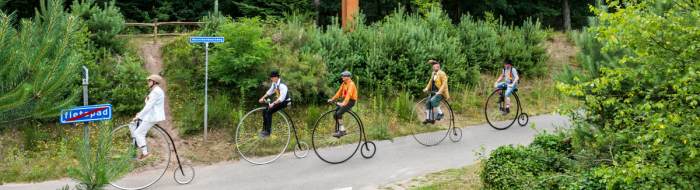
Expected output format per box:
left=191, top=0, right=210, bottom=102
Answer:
left=123, top=19, right=204, bottom=44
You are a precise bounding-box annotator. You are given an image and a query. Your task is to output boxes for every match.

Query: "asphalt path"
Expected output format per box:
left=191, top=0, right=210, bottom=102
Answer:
left=1, top=114, right=570, bottom=190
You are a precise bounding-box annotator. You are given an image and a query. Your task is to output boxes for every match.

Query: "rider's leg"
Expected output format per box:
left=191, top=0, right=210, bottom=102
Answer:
left=132, top=121, right=156, bottom=155
left=503, top=83, right=517, bottom=115
left=333, top=100, right=355, bottom=137
left=335, top=100, right=355, bottom=131
left=264, top=102, right=288, bottom=133
left=434, top=95, right=444, bottom=114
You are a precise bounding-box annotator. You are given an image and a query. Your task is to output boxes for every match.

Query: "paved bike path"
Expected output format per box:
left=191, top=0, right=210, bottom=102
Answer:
left=1, top=114, right=570, bottom=190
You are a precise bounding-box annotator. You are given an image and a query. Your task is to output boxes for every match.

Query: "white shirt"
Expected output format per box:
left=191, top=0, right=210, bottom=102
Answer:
left=137, top=86, right=166, bottom=122
left=266, top=79, right=290, bottom=102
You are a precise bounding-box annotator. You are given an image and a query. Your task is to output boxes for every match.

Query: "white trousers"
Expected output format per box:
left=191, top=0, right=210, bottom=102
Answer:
left=128, top=121, right=156, bottom=147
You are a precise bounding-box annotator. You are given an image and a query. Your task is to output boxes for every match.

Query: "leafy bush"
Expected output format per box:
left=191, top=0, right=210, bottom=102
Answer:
left=391, top=91, right=414, bottom=121
left=483, top=1, right=700, bottom=189
left=529, top=130, right=572, bottom=155
left=494, top=17, right=549, bottom=77
left=109, top=53, right=150, bottom=114
left=211, top=17, right=273, bottom=100
left=71, top=0, right=128, bottom=54
left=174, top=98, right=203, bottom=136
left=478, top=144, right=572, bottom=189
left=85, top=50, right=149, bottom=115
left=266, top=15, right=332, bottom=103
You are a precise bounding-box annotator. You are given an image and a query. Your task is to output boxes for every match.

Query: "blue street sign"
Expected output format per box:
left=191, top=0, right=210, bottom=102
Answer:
left=189, top=37, right=225, bottom=43
left=60, top=104, right=113, bottom=124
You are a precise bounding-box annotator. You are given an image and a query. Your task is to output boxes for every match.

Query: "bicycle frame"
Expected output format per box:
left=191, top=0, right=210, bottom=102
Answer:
left=261, top=101, right=304, bottom=152
left=329, top=102, right=369, bottom=144
left=135, top=120, right=186, bottom=176
left=424, top=93, right=457, bottom=132
left=496, top=87, right=523, bottom=115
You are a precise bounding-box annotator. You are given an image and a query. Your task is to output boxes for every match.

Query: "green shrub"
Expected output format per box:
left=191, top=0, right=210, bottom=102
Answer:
left=456, top=13, right=500, bottom=74
left=71, top=0, right=128, bottom=54
left=305, top=104, right=323, bottom=129
left=211, top=17, right=273, bottom=98
left=208, top=95, right=239, bottom=129
left=495, top=17, right=549, bottom=77
left=109, top=53, right=150, bottom=114
left=529, top=131, right=572, bottom=155
left=391, top=91, right=414, bottom=121
left=175, top=98, right=203, bottom=136
left=479, top=144, right=572, bottom=189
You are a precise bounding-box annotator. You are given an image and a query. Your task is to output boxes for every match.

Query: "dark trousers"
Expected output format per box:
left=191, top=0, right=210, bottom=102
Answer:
left=334, top=100, right=356, bottom=120
left=262, top=101, right=288, bottom=132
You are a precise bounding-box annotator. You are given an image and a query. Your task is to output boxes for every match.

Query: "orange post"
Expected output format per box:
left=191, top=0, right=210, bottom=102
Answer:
left=342, top=0, right=359, bottom=30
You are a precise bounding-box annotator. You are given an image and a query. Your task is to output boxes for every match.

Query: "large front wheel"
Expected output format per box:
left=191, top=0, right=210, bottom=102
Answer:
left=409, top=97, right=452, bottom=146
left=109, top=124, right=171, bottom=190
left=484, top=90, right=519, bottom=130
left=235, top=107, right=291, bottom=165
left=312, top=109, right=362, bottom=164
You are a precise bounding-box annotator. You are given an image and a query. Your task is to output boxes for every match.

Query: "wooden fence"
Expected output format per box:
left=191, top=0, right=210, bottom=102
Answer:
left=120, top=19, right=203, bottom=44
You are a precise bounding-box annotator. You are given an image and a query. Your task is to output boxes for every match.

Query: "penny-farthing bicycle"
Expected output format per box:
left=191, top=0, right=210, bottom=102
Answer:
left=235, top=99, right=309, bottom=165
left=409, top=92, right=462, bottom=146
left=312, top=101, right=376, bottom=164
left=484, top=87, right=529, bottom=130
left=109, top=120, right=195, bottom=190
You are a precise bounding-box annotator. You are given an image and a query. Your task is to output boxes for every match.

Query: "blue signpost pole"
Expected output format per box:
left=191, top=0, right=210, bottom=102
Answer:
left=205, top=42, right=209, bottom=144
left=189, top=37, right=224, bottom=144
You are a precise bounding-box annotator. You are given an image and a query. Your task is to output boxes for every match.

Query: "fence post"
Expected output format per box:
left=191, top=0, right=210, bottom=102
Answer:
left=153, top=18, right=158, bottom=44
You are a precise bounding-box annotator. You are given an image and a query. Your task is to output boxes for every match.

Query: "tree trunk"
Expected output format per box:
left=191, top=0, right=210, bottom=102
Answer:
left=562, top=0, right=571, bottom=31
left=314, top=0, right=320, bottom=25
left=457, top=0, right=461, bottom=22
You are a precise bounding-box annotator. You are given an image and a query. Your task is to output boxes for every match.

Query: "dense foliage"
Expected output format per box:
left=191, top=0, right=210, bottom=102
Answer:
left=482, top=0, right=700, bottom=189
left=0, top=0, right=87, bottom=126
left=71, top=0, right=128, bottom=54
left=4, top=0, right=596, bottom=32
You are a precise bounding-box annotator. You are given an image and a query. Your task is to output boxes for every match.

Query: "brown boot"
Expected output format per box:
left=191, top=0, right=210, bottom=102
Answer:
left=332, top=130, right=347, bottom=138
left=137, top=152, right=151, bottom=162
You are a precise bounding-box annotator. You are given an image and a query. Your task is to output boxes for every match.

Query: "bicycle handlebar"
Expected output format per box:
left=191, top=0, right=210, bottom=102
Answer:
left=263, top=99, right=273, bottom=104
left=328, top=100, right=342, bottom=107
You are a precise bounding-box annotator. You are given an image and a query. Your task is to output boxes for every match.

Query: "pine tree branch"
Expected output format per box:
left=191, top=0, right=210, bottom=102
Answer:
left=0, top=115, right=31, bottom=124
left=39, top=16, right=76, bottom=95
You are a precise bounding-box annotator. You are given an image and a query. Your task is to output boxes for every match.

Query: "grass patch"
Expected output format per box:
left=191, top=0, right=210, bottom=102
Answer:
left=381, top=163, right=482, bottom=190
left=0, top=117, right=133, bottom=183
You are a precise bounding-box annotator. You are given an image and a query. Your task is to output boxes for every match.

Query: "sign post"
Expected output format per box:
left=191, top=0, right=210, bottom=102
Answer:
left=190, top=37, right=224, bottom=144
left=82, top=66, right=89, bottom=148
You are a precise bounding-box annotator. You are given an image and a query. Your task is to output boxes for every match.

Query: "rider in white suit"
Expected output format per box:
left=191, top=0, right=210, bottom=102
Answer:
left=129, top=75, right=166, bottom=162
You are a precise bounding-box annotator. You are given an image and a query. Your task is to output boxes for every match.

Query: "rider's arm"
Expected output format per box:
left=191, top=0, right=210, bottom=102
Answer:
left=136, top=90, right=159, bottom=119
left=331, top=83, right=344, bottom=101
left=513, top=74, right=520, bottom=84
left=261, top=84, right=275, bottom=101
left=495, top=73, right=504, bottom=84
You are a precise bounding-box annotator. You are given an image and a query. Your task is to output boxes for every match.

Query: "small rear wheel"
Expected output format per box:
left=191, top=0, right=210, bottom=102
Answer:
left=518, top=113, right=529, bottom=126
left=449, top=127, right=462, bottom=142
left=173, top=165, right=195, bottom=185
left=361, top=141, right=376, bottom=159
left=294, top=141, right=309, bottom=158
